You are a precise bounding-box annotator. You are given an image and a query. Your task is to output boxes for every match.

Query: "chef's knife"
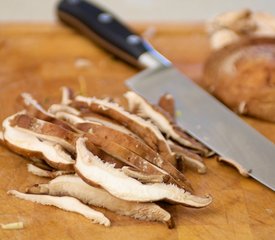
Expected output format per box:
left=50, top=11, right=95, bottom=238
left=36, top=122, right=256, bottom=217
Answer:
left=57, top=0, right=275, bottom=191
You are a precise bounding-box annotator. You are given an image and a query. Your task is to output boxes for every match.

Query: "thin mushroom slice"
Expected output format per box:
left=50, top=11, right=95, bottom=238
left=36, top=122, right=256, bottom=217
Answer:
left=61, top=86, right=74, bottom=105
left=29, top=157, right=56, bottom=171
left=73, top=96, right=175, bottom=165
left=169, top=141, right=207, bottom=174
left=218, top=157, right=249, bottom=177
left=158, top=93, right=175, bottom=118
left=54, top=112, right=192, bottom=190
left=48, top=104, right=80, bottom=116
left=8, top=190, right=110, bottom=227
left=9, top=113, right=77, bottom=153
left=75, top=138, right=212, bottom=207
left=27, top=164, right=74, bottom=178
left=21, top=92, right=55, bottom=119
left=20, top=92, right=75, bottom=132
left=49, top=101, right=135, bottom=137
left=121, top=166, right=166, bottom=183
left=124, top=91, right=210, bottom=156
left=2, top=113, right=75, bottom=170
left=83, top=113, right=138, bottom=136
left=27, top=175, right=174, bottom=228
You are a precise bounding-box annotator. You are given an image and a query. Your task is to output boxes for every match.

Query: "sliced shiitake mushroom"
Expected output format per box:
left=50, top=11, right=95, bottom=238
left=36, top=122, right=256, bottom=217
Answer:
left=27, top=164, right=74, bottom=178
left=124, top=91, right=210, bottom=156
left=158, top=93, right=175, bottom=118
left=27, top=174, right=174, bottom=228
left=75, top=138, right=212, bottom=207
left=21, top=92, right=76, bottom=132
left=168, top=141, right=207, bottom=174
left=2, top=112, right=75, bottom=171
left=8, top=190, right=110, bottom=226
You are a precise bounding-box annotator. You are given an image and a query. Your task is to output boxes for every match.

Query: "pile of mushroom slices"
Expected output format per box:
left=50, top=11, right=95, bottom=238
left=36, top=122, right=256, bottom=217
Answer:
left=1, top=88, right=213, bottom=228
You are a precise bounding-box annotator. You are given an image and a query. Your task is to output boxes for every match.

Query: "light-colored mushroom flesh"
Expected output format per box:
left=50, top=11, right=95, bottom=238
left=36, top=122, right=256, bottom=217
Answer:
left=60, top=86, right=74, bottom=105
left=27, top=174, right=174, bottom=227
left=121, top=166, right=166, bottom=183
left=2, top=113, right=75, bottom=170
left=218, top=157, right=249, bottom=177
left=169, top=141, right=207, bottom=174
left=21, top=93, right=76, bottom=132
left=8, top=190, right=111, bottom=226
left=124, top=91, right=210, bottom=156
left=27, top=164, right=74, bottom=178
left=158, top=93, right=175, bottom=118
left=75, top=138, right=212, bottom=207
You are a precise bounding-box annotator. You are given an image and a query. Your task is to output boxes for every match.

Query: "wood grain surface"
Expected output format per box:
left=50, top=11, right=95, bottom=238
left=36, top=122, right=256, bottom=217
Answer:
left=0, top=23, right=274, bottom=240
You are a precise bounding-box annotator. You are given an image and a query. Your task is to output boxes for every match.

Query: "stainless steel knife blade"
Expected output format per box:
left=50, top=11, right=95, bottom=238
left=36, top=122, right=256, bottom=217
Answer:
left=126, top=66, right=275, bottom=191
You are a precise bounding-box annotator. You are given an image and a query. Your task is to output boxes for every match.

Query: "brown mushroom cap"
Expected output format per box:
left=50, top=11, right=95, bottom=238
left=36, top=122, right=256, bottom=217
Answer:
left=203, top=37, right=275, bottom=122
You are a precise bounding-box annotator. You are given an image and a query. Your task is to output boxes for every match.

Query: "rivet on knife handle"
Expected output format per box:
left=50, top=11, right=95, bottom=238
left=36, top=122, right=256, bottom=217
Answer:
left=57, top=0, right=170, bottom=68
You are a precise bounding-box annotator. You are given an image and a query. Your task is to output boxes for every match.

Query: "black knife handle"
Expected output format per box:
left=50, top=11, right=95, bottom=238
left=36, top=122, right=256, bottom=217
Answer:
left=57, top=0, right=169, bottom=68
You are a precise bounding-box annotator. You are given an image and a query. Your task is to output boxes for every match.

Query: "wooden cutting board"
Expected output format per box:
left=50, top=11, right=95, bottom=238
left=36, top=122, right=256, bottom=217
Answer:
left=0, top=23, right=274, bottom=240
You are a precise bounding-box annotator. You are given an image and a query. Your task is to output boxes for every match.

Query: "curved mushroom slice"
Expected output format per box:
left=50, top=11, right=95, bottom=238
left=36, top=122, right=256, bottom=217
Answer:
left=168, top=141, right=207, bottom=174
left=55, top=110, right=142, bottom=147
left=21, top=92, right=54, bottom=118
left=49, top=103, right=134, bottom=137
left=218, top=157, right=249, bottom=177
left=8, top=190, right=110, bottom=227
left=27, top=164, right=74, bottom=178
left=121, top=166, right=165, bottom=183
left=61, top=86, right=74, bottom=105
left=158, top=93, right=175, bottom=118
left=20, top=93, right=75, bottom=132
left=2, top=113, right=75, bottom=170
left=10, top=113, right=77, bottom=153
left=54, top=112, right=192, bottom=190
left=73, top=96, right=175, bottom=164
left=27, top=175, right=174, bottom=228
left=125, top=91, right=210, bottom=156
left=30, top=157, right=57, bottom=171
left=75, top=138, right=212, bottom=207
left=83, top=113, right=138, bottom=136
left=48, top=104, right=80, bottom=116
